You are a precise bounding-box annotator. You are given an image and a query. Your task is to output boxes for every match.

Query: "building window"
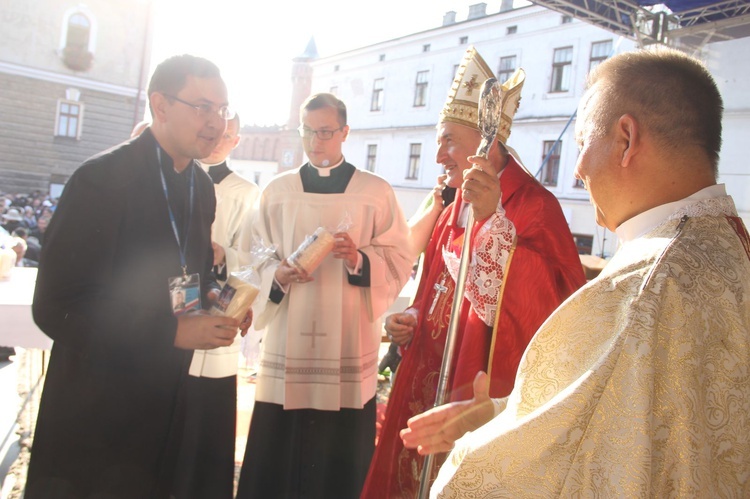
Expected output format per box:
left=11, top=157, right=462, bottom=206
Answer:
left=407, top=144, right=421, bottom=179
left=550, top=46, right=573, bottom=92
left=371, top=78, right=384, bottom=112
left=423, top=44, right=431, bottom=52
left=59, top=7, right=97, bottom=72
left=334, top=65, right=340, bottom=72
left=413, top=71, right=429, bottom=107
left=459, top=36, right=468, bottom=45
left=497, top=56, right=516, bottom=83
left=507, top=25, right=517, bottom=35
left=67, top=13, right=90, bottom=49
left=572, top=234, right=593, bottom=255
left=589, top=40, right=612, bottom=71
left=451, top=64, right=459, bottom=84
left=55, top=100, right=84, bottom=139
left=541, top=140, right=561, bottom=186
left=366, top=144, right=377, bottom=172
left=379, top=54, right=386, bottom=62
left=330, top=86, right=338, bottom=95
left=562, top=15, right=573, bottom=24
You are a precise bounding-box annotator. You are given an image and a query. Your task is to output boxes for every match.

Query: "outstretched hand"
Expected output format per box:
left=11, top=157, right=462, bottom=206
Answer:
left=400, top=371, right=496, bottom=455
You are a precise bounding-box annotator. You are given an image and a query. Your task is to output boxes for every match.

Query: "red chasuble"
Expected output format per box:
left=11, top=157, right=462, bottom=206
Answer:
left=361, top=157, right=586, bottom=498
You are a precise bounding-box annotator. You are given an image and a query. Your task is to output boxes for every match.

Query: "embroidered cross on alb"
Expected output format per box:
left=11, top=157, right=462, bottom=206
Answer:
left=301, top=321, right=327, bottom=348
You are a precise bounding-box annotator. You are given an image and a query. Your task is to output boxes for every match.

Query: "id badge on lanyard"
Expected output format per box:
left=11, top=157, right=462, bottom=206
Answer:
left=169, top=273, right=201, bottom=315
left=158, top=147, right=202, bottom=316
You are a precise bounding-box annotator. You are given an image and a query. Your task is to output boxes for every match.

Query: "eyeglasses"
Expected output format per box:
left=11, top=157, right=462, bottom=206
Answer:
left=297, top=126, right=344, bottom=140
left=165, top=94, right=235, bottom=120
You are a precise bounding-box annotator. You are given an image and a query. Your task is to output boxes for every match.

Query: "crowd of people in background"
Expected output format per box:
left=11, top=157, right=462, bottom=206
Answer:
left=0, top=190, right=58, bottom=267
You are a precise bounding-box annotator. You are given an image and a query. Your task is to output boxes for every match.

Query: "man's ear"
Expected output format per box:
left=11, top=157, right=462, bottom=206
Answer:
left=616, top=114, right=639, bottom=168
left=150, top=92, right=169, bottom=123
left=341, top=125, right=350, bottom=141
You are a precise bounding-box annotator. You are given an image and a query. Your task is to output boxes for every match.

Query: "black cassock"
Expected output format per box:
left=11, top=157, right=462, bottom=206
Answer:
left=26, top=129, right=217, bottom=498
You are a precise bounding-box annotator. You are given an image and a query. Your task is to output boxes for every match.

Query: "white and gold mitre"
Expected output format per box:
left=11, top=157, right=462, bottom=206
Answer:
left=439, top=46, right=526, bottom=145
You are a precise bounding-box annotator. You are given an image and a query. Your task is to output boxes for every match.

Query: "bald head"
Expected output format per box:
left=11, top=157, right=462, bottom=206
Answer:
left=586, top=48, right=722, bottom=178
left=574, top=48, right=722, bottom=231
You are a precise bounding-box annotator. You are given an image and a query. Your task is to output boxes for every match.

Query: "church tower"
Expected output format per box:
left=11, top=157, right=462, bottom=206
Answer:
left=278, top=38, right=318, bottom=171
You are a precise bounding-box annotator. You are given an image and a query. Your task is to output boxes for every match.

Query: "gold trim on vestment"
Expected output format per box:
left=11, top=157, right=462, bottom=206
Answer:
left=487, top=234, right=518, bottom=382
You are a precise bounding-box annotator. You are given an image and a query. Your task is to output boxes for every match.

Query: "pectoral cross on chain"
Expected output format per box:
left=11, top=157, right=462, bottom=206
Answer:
left=301, top=321, right=327, bottom=348
left=428, top=276, right=449, bottom=315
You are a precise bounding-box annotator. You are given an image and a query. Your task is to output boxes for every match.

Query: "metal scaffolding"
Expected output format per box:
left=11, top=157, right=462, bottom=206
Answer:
left=531, top=0, right=750, bottom=50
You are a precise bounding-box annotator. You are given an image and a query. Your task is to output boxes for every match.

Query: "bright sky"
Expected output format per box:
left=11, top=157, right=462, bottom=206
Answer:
left=150, top=0, right=517, bottom=126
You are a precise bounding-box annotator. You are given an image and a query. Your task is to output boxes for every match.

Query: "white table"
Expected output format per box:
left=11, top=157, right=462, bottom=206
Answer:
left=0, top=267, right=52, bottom=349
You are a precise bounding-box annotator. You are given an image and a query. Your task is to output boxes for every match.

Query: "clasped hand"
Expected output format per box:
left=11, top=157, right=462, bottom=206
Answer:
left=332, top=231, right=358, bottom=268
left=384, top=310, right=418, bottom=346
left=462, top=155, right=502, bottom=222
left=173, top=289, right=253, bottom=350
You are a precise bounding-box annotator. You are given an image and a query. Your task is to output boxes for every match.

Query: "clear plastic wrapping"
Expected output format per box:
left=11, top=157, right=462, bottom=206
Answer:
left=209, top=238, right=276, bottom=321
left=209, top=267, right=260, bottom=321
left=287, top=212, right=354, bottom=275
left=288, top=227, right=336, bottom=275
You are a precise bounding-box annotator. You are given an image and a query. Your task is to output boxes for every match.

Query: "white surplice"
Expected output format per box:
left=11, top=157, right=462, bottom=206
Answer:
left=251, top=167, right=413, bottom=410
left=189, top=164, right=260, bottom=378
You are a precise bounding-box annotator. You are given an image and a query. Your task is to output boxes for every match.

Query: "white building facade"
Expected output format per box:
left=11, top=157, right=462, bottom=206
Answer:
left=309, top=3, right=749, bottom=258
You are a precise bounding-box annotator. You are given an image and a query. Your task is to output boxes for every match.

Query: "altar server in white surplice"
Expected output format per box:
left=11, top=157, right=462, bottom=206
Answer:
left=401, top=48, right=750, bottom=498
left=173, top=113, right=260, bottom=499
left=236, top=93, right=413, bottom=499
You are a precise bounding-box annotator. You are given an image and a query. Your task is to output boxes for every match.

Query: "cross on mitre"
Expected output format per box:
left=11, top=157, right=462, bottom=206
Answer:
left=463, top=74, right=480, bottom=95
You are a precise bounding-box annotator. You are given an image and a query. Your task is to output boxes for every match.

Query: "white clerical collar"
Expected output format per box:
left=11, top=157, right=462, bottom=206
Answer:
left=615, top=184, right=727, bottom=243
left=197, top=159, right=227, bottom=171
left=309, top=157, right=345, bottom=177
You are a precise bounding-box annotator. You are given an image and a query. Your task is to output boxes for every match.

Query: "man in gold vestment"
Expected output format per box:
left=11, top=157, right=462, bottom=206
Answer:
left=401, top=48, right=750, bottom=497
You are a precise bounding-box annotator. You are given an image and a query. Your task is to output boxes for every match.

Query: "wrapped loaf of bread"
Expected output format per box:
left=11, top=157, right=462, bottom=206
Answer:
left=288, top=227, right=335, bottom=275
left=210, top=273, right=260, bottom=322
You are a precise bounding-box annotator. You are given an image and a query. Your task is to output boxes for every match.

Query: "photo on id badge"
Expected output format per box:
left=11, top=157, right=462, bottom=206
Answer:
left=169, top=273, right=201, bottom=315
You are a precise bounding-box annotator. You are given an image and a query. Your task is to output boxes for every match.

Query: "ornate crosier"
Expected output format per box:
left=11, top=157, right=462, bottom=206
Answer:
left=418, top=77, right=504, bottom=499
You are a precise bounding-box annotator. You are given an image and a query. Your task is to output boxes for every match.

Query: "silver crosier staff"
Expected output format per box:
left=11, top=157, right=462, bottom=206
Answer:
left=416, top=77, right=503, bottom=499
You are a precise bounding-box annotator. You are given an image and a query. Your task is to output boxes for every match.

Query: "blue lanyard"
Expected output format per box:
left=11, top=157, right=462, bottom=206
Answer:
left=157, top=147, right=194, bottom=277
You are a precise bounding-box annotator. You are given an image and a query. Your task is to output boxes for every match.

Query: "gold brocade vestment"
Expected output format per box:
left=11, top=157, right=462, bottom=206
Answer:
left=434, top=196, right=750, bottom=498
